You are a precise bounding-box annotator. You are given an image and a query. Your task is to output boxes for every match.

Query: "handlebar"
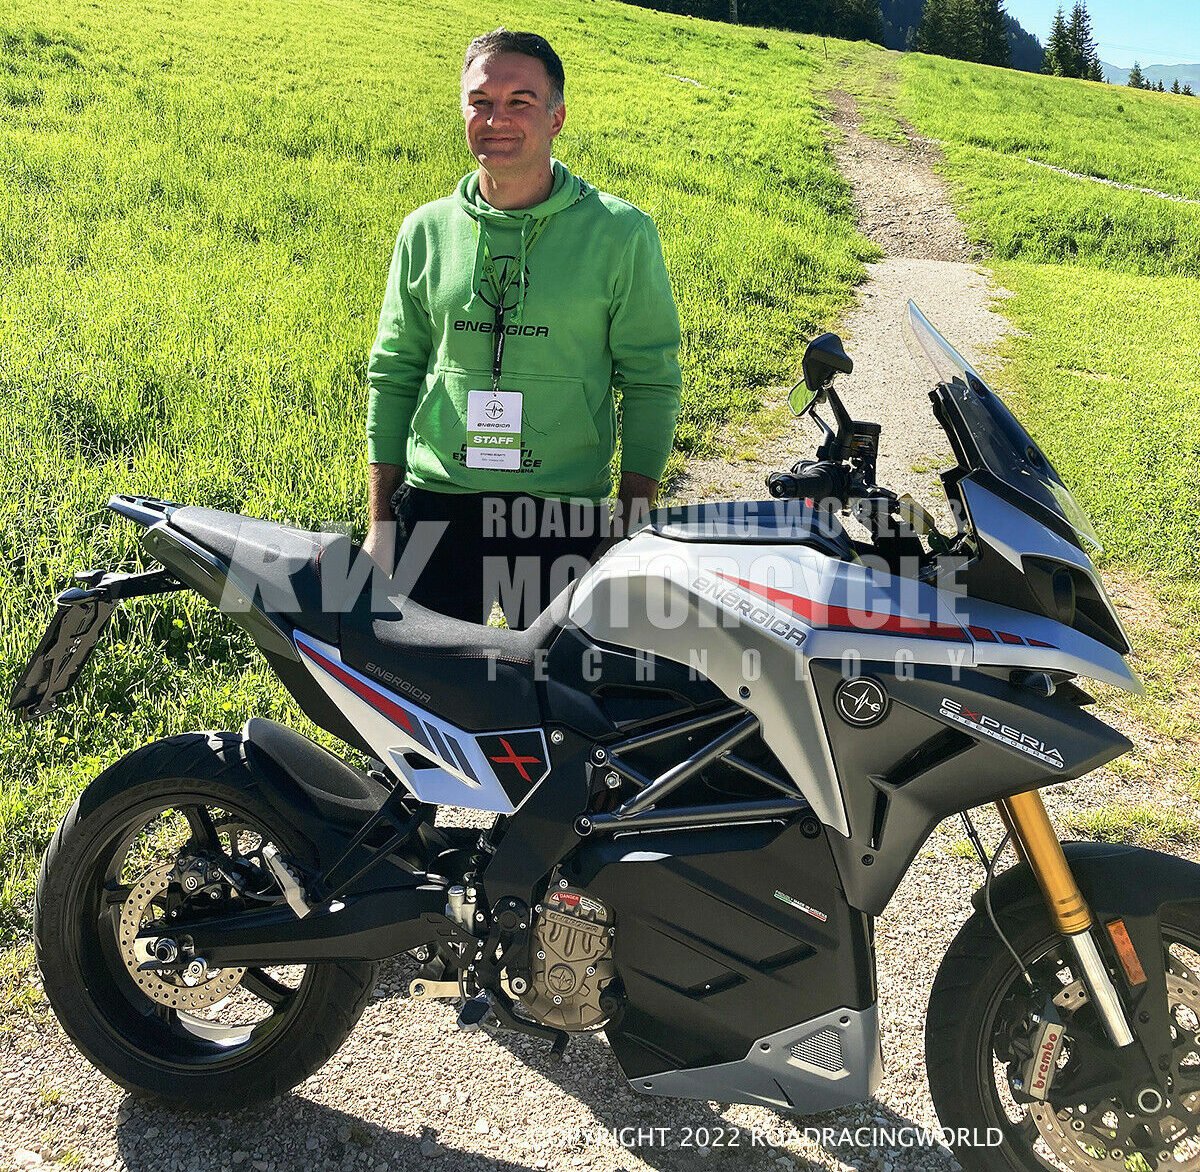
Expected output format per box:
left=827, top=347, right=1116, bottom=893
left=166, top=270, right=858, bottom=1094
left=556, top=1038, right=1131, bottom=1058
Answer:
left=765, top=460, right=853, bottom=503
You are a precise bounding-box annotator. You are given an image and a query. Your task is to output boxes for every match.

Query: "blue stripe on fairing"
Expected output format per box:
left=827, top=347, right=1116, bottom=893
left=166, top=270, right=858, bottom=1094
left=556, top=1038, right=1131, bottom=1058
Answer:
left=426, top=723, right=453, bottom=766
left=444, top=734, right=480, bottom=783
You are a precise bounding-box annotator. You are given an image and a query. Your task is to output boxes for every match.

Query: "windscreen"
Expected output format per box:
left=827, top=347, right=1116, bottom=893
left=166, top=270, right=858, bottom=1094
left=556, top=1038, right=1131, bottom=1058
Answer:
left=906, top=301, right=1102, bottom=551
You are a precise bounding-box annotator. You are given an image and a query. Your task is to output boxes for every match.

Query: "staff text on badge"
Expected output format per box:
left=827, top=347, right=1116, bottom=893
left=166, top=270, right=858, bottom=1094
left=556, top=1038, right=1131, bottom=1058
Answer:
left=466, top=390, right=523, bottom=470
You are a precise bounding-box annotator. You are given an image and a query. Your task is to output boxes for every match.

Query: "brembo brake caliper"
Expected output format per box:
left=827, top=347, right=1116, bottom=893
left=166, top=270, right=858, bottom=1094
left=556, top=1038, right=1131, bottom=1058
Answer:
left=1011, top=1003, right=1068, bottom=1102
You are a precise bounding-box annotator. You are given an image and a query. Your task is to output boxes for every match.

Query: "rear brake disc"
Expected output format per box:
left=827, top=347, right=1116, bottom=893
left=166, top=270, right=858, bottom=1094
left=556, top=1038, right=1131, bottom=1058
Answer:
left=117, top=862, right=245, bottom=1010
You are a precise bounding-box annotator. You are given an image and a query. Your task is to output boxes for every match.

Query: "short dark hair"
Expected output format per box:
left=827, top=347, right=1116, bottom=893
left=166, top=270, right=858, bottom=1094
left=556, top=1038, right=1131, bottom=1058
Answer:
left=462, top=29, right=565, bottom=111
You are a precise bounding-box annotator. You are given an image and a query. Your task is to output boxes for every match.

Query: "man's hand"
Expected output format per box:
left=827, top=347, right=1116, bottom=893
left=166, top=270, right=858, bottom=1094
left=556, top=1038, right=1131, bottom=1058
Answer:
left=365, top=462, right=404, bottom=568
left=590, top=471, right=659, bottom=563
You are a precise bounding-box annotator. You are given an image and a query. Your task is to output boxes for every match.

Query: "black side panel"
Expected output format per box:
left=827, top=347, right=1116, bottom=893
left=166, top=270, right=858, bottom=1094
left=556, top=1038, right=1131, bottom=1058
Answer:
left=572, top=821, right=874, bottom=1079
left=543, top=626, right=728, bottom=741
left=811, top=660, right=1132, bottom=915
left=482, top=730, right=592, bottom=907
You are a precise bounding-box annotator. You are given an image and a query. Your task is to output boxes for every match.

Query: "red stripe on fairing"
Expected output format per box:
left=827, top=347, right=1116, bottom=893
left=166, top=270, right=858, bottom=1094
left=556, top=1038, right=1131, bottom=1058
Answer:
left=297, top=640, right=414, bottom=733
left=715, top=573, right=969, bottom=642
left=968, top=625, right=998, bottom=643
left=997, top=631, right=1025, bottom=645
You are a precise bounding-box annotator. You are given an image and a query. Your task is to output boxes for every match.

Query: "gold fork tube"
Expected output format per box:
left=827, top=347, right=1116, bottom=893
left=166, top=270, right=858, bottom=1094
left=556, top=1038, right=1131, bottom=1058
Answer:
left=996, top=790, right=1092, bottom=936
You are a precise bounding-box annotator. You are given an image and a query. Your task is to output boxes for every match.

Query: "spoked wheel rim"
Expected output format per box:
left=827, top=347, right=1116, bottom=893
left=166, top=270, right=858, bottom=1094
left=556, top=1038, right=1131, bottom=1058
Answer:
left=72, top=790, right=314, bottom=1071
left=978, top=925, right=1200, bottom=1172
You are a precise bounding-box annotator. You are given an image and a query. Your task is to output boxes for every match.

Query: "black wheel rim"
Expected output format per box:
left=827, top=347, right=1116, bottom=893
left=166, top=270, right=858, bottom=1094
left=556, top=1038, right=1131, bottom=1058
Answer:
left=976, top=922, right=1200, bottom=1172
left=68, top=789, right=316, bottom=1074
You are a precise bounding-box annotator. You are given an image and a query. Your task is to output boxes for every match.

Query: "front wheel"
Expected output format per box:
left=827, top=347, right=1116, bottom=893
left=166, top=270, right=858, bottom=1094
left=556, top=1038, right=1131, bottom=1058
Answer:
left=34, top=732, right=379, bottom=1109
left=927, top=899, right=1200, bottom=1172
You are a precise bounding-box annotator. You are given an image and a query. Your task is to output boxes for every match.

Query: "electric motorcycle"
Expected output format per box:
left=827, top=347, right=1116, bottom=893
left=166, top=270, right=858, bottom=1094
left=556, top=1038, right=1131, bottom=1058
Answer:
left=13, top=303, right=1200, bottom=1172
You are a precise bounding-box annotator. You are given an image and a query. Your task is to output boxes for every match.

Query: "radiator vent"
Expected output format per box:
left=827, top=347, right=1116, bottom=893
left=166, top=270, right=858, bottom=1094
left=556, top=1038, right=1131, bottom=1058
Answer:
left=790, top=1027, right=843, bottom=1072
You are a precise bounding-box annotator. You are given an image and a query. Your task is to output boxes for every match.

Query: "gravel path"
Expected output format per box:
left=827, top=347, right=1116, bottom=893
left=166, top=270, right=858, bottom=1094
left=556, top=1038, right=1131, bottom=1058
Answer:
left=0, top=91, right=1188, bottom=1172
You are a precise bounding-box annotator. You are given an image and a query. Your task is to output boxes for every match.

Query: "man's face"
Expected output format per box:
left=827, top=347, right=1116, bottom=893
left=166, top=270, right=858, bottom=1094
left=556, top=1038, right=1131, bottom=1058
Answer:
left=461, top=51, right=565, bottom=175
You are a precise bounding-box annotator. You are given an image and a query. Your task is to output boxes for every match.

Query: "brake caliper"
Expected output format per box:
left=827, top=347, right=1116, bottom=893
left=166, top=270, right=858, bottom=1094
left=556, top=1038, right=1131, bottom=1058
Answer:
left=1021, top=1009, right=1068, bottom=1101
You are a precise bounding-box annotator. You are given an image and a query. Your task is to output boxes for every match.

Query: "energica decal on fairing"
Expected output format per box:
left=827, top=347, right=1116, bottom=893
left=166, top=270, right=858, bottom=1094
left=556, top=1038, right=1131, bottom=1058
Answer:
left=292, top=630, right=551, bottom=813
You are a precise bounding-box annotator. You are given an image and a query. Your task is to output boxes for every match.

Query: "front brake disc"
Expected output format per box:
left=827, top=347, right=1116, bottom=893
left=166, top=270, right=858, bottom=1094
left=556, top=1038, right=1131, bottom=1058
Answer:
left=1027, top=971, right=1200, bottom=1170
left=118, top=862, right=245, bottom=1010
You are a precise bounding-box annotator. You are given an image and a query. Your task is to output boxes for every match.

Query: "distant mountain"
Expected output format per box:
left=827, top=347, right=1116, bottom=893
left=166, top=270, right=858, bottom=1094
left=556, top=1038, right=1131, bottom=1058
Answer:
left=879, top=0, right=1044, bottom=72
left=1102, top=61, right=1200, bottom=88
left=1004, top=13, right=1044, bottom=73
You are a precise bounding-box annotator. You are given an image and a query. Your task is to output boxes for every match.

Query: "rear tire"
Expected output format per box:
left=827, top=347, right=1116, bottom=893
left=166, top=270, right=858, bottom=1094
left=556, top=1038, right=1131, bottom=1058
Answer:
left=34, top=731, right=379, bottom=1110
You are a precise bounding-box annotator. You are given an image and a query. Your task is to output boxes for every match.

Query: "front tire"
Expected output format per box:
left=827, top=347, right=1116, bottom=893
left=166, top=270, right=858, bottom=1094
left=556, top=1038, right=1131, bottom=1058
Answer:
left=927, top=897, right=1200, bottom=1172
left=34, top=731, right=379, bottom=1110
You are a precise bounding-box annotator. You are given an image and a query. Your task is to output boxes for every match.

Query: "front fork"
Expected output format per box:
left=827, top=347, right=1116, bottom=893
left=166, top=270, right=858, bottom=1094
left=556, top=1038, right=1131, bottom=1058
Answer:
left=997, top=791, right=1136, bottom=1048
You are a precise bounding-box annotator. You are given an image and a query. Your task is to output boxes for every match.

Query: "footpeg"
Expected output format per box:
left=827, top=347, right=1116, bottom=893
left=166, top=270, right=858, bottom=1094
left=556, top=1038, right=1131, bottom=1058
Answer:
left=457, top=992, right=495, bottom=1033
left=261, top=843, right=311, bottom=919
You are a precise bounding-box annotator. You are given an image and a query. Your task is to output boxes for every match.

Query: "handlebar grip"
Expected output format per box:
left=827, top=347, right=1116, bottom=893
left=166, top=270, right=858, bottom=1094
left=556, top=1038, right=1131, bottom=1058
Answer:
left=766, top=465, right=840, bottom=501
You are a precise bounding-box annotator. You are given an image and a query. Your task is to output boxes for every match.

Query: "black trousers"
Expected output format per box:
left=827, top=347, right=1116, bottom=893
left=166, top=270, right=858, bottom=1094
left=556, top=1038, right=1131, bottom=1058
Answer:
left=390, top=486, right=607, bottom=629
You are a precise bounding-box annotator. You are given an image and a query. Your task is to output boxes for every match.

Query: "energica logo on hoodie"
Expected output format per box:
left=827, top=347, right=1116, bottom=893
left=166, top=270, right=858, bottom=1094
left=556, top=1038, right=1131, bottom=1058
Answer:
left=454, top=255, right=551, bottom=337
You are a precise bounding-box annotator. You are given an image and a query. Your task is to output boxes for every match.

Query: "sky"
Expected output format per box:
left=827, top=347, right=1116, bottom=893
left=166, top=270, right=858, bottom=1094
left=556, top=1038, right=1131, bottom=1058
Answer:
left=1003, top=0, right=1200, bottom=66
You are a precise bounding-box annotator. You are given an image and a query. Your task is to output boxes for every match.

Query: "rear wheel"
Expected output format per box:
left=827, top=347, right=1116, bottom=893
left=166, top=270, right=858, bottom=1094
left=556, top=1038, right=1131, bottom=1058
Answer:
left=927, top=899, right=1200, bottom=1172
left=34, top=732, right=378, bottom=1109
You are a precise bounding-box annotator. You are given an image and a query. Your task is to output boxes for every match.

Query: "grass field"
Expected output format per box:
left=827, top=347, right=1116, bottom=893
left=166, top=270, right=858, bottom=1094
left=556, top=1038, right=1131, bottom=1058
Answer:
left=890, top=56, right=1200, bottom=592
left=0, top=0, right=881, bottom=938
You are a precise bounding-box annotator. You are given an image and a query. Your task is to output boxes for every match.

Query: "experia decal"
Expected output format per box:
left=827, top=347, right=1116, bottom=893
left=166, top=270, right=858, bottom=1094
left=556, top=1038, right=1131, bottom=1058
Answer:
left=939, top=697, right=1065, bottom=769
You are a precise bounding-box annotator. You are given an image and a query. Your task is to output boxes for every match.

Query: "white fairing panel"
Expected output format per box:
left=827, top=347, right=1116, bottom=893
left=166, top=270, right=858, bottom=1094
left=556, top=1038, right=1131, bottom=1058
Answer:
left=571, top=534, right=981, bottom=837
left=572, top=525, right=1142, bottom=834
left=293, top=631, right=547, bottom=815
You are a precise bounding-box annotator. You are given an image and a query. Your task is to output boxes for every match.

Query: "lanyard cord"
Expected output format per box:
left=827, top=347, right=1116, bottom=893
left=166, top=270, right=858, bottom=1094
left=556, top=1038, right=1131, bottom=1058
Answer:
left=480, top=218, right=550, bottom=393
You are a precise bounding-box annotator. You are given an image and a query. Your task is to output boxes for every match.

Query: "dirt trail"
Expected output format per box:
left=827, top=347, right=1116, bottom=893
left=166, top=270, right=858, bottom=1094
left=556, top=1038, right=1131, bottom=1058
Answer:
left=671, top=90, right=999, bottom=511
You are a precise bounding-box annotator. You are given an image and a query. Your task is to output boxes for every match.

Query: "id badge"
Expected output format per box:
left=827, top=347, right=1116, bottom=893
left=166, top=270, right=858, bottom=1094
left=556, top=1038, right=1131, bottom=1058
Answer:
left=466, top=390, right=523, bottom=470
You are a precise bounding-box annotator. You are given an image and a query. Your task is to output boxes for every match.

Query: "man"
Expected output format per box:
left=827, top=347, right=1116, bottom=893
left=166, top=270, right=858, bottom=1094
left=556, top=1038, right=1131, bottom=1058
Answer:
left=364, top=28, right=682, bottom=628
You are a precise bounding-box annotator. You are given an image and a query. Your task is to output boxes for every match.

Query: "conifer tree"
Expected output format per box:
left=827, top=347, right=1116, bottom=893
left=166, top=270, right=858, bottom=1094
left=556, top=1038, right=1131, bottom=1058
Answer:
left=916, top=0, right=947, bottom=53
left=1088, top=56, right=1104, bottom=82
left=979, top=0, right=1009, bottom=66
left=1066, top=2, right=1101, bottom=79
left=1127, top=61, right=1145, bottom=88
left=1185, top=84, right=1195, bottom=96
left=1172, top=78, right=1182, bottom=94
left=1157, top=79, right=1165, bottom=91
left=1043, top=7, right=1069, bottom=75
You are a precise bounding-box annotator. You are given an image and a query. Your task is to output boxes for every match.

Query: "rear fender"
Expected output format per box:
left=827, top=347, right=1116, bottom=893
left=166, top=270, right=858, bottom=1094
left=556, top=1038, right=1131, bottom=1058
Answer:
left=240, top=718, right=421, bottom=889
left=973, top=841, right=1200, bottom=1074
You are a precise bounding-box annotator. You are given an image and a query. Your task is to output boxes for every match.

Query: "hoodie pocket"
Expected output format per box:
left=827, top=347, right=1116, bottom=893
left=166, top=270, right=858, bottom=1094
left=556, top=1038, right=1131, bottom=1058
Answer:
left=414, top=364, right=604, bottom=485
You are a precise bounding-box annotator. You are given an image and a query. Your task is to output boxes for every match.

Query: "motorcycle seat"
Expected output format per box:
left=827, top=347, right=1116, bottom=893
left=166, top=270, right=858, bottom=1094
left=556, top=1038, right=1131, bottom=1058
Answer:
left=166, top=506, right=346, bottom=645
left=339, top=587, right=570, bottom=732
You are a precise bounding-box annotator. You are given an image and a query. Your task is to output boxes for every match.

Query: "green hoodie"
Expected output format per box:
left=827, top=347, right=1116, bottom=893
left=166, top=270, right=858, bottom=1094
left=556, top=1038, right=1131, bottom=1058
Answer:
left=366, top=160, right=682, bottom=501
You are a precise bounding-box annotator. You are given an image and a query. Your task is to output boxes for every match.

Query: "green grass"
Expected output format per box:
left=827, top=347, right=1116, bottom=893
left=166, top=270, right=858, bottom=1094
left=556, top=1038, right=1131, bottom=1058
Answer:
left=1063, top=804, right=1200, bottom=848
left=894, top=55, right=1200, bottom=597
left=889, top=51, right=1200, bottom=829
left=0, top=0, right=879, bottom=940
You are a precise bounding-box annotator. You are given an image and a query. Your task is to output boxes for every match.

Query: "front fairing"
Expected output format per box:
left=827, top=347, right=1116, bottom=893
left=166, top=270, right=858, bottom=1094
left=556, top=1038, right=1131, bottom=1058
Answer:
left=906, top=303, right=1136, bottom=681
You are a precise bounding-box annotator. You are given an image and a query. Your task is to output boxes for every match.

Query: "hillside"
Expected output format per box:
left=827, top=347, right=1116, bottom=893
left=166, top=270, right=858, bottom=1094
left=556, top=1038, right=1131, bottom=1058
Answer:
left=0, top=0, right=879, bottom=934
left=900, top=52, right=1200, bottom=582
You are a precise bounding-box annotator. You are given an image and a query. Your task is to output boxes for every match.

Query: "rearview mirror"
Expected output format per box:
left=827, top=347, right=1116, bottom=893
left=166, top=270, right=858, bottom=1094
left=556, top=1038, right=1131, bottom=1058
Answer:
left=799, top=333, right=853, bottom=405
left=788, top=380, right=821, bottom=417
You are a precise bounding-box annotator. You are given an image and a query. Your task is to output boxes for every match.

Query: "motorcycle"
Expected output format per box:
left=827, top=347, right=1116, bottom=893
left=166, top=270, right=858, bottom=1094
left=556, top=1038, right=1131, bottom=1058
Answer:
left=13, top=302, right=1200, bottom=1172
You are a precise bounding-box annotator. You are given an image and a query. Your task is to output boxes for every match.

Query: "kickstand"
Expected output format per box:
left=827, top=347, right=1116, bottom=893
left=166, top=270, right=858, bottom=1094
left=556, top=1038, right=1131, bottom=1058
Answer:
left=548, top=1033, right=570, bottom=1062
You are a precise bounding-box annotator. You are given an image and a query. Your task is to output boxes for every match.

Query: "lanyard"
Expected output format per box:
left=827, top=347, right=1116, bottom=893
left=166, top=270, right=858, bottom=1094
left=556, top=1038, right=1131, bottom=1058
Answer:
left=479, top=218, right=550, bottom=393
